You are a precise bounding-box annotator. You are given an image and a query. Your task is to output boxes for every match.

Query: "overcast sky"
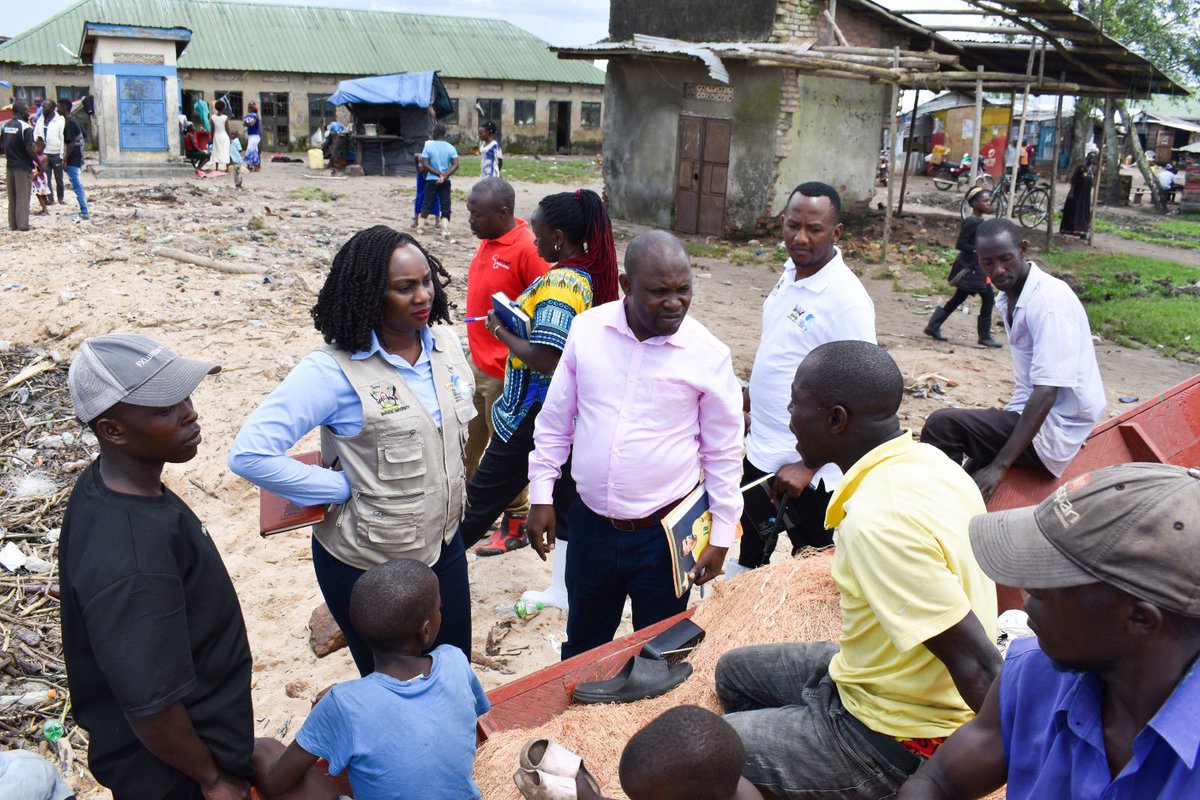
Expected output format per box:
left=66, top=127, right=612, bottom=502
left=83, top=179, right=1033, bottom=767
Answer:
left=1, top=0, right=611, bottom=46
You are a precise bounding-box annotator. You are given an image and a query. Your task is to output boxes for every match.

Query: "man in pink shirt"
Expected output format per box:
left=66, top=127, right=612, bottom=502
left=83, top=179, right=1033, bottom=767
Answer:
left=465, top=178, right=551, bottom=555
left=527, top=230, right=744, bottom=659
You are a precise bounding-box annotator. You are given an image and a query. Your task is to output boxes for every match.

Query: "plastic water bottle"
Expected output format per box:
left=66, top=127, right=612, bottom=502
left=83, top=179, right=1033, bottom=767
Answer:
left=513, top=599, right=545, bottom=619
left=0, top=688, right=57, bottom=711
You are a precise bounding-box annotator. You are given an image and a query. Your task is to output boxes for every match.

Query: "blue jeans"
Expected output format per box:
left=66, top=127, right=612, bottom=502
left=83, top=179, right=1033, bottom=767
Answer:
left=310, top=530, right=471, bottom=676
left=561, top=501, right=689, bottom=660
left=65, top=165, right=88, bottom=217
left=716, top=642, right=914, bottom=799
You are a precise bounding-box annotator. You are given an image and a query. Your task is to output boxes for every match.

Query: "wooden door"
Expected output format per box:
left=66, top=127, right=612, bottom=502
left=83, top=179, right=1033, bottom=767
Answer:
left=674, top=116, right=730, bottom=236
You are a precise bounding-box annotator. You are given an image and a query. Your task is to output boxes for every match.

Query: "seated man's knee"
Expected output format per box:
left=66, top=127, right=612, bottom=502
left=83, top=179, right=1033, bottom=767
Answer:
left=920, top=408, right=956, bottom=443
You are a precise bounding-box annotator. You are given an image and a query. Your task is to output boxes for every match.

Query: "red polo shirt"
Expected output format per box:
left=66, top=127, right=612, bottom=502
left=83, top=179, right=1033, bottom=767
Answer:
left=466, top=218, right=551, bottom=379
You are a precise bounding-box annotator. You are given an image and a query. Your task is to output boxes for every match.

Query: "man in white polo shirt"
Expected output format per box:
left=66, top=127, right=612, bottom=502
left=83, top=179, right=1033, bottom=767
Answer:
left=922, top=218, right=1105, bottom=501
left=734, top=182, right=876, bottom=573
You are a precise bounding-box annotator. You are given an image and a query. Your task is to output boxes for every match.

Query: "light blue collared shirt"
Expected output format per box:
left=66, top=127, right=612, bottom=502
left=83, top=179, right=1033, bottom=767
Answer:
left=229, top=329, right=453, bottom=507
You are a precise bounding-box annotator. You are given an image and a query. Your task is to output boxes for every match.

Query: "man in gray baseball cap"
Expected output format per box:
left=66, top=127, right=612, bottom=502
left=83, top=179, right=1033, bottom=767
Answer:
left=69, top=332, right=220, bottom=425
left=60, top=334, right=255, bottom=799
left=899, top=463, right=1200, bottom=800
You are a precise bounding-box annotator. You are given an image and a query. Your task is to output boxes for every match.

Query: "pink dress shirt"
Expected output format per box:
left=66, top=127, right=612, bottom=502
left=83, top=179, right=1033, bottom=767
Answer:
left=528, top=299, right=745, bottom=547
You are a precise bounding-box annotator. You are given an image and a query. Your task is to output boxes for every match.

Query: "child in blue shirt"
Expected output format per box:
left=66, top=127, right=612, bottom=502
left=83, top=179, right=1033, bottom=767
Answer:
left=252, top=558, right=490, bottom=800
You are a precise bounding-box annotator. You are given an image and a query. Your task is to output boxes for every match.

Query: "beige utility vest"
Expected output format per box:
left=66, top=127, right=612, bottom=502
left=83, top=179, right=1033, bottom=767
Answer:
left=312, top=327, right=475, bottom=570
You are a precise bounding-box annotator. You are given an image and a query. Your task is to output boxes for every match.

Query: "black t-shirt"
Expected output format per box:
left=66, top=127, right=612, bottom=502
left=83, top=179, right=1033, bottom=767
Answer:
left=59, top=462, right=253, bottom=798
left=1, top=118, right=35, bottom=170
left=63, top=116, right=85, bottom=168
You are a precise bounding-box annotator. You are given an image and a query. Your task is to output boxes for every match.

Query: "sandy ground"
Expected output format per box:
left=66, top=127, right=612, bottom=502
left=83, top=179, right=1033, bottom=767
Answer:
left=1, top=157, right=1196, bottom=796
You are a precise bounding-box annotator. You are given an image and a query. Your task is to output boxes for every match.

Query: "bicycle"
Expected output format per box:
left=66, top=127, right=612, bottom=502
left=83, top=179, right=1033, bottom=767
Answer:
left=960, top=171, right=1050, bottom=229
left=932, top=161, right=996, bottom=192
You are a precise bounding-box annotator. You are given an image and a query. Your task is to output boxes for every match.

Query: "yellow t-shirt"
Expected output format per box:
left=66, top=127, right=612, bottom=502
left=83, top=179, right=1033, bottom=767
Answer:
left=826, top=432, right=997, bottom=739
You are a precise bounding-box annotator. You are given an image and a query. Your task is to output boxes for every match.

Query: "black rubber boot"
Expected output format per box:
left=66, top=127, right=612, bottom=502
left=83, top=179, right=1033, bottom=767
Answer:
left=978, top=314, right=1002, bottom=348
left=924, top=307, right=950, bottom=341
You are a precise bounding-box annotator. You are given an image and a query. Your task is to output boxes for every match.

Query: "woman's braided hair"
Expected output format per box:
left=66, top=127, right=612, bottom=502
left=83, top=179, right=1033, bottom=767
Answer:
left=311, top=225, right=452, bottom=352
left=536, top=188, right=618, bottom=305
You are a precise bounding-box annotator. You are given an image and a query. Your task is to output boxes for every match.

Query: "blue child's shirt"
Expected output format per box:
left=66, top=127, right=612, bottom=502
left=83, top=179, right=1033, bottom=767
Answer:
left=421, top=139, right=458, bottom=178
left=295, top=645, right=490, bottom=800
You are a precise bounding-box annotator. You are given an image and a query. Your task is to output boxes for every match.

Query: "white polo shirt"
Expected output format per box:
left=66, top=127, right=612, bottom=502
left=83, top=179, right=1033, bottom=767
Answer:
left=998, top=262, right=1105, bottom=476
left=746, top=247, right=876, bottom=487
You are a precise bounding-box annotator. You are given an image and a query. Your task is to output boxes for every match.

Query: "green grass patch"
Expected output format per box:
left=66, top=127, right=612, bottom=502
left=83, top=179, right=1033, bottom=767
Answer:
left=685, top=241, right=787, bottom=267
left=453, top=155, right=601, bottom=184
left=1092, top=217, right=1200, bottom=250
left=1039, top=250, right=1200, bottom=358
left=287, top=186, right=339, bottom=202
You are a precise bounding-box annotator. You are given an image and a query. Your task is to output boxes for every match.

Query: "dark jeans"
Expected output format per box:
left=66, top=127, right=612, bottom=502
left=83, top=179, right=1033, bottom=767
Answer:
left=46, top=153, right=64, bottom=202
left=737, top=458, right=834, bottom=569
left=561, top=501, right=689, bottom=660
left=920, top=407, right=1045, bottom=472
left=420, top=178, right=451, bottom=218
left=458, top=402, right=578, bottom=549
left=413, top=173, right=441, bottom=217
left=941, top=284, right=994, bottom=318
left=310, top=530, right=471, bottom=676
left=717, top=642, right=915, bottom=799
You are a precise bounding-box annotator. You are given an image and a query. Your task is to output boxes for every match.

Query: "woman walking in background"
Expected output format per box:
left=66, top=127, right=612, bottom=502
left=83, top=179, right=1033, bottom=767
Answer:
left=210, top=99, right=232, bottom=171
left=924, top=187, right=1001, bottom=348
left=230, top=226, right=476, bottom=675
left=1060, top=151, right=1097, bottom=239
left=479, top=121, right=502, bottom=178
left=459, top=189, right=618, bottom=613
left=243, top=102, right=262, bottom=171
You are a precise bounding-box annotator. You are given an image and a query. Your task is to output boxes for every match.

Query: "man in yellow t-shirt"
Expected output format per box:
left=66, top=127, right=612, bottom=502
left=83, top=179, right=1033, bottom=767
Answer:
left=716, top=341, right=1000, bottom=800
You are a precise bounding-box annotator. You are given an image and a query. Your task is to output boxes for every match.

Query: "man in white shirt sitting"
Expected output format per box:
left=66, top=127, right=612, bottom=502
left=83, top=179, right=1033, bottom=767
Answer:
left=734, top=182, right=876, bottom=574
left=921, top=218, right=1105, bottom=500
left=1158, top=163, right=1178, bottom=202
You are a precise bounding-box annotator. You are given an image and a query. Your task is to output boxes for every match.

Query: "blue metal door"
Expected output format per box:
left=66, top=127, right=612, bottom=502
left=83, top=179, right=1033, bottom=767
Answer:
left=117, top=76, right=168, bottom=150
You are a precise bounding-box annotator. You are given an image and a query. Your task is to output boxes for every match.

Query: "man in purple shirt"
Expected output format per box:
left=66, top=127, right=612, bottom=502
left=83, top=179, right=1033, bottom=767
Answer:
left=899, top=463, right=1200, bottom=800
left=527, top=230, right=744, bottom=659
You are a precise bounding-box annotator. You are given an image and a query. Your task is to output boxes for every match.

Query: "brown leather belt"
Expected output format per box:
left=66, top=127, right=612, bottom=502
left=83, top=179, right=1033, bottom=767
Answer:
left=594, top=496, right=686, bottom=532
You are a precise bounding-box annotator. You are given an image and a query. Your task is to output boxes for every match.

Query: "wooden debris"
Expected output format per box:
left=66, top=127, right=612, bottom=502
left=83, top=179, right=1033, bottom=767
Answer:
left=151, top=246, right=267, bottom=276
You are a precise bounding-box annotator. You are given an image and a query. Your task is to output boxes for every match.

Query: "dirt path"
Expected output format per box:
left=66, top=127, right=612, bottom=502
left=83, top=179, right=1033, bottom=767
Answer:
left=1, top=159, right=1195, bottom=796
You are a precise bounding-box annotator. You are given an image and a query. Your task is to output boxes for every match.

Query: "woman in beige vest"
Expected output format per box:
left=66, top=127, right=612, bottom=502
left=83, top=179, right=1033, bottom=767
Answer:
left=230, top=225, right=475, bottom=675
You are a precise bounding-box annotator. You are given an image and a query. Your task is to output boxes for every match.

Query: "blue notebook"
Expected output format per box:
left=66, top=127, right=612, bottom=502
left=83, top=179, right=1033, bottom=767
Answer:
left=491, top=291, right=531, bottom=339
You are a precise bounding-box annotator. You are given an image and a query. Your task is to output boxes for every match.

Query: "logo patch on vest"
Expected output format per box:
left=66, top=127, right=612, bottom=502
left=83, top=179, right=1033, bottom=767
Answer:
left=369, top=383, right=410, bottom=415
left=448, top=371, right=471, bottom=402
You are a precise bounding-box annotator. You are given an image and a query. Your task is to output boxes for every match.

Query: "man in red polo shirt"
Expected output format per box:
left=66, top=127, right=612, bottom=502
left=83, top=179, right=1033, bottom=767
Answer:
left=465, top=177, right=551, bottom=555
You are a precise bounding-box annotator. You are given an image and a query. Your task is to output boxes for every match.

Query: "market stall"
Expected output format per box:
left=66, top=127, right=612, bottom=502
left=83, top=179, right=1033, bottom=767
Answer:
left=326, top=70, right=453, bottom=176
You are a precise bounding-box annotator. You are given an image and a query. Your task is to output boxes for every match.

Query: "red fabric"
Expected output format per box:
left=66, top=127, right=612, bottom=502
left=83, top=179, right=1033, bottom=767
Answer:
left=466, top=218, right=552, bottom=378
left=898, top=736, right=946, bottom=759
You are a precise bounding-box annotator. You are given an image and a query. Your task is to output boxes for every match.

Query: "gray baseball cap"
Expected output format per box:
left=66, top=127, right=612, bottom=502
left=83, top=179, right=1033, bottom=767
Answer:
left=970, top=463, right=1200, bottom=616
left=68, top=333, right=220, bottom=424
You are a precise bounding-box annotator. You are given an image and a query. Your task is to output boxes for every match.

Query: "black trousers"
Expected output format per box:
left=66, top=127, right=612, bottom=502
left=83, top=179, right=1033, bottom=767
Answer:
left=737, top=458, right=834, bottom=569
left=920, top=407, right=1045, bottom=472
left=458, top=402, right=578, bottom=549
left=941, top=283, right=994, bottom=317
left=46, top=154, right=64, bottom=202
left=419, top=178, right=451, bottom=218
left=310, top=530, right=471, bottom=676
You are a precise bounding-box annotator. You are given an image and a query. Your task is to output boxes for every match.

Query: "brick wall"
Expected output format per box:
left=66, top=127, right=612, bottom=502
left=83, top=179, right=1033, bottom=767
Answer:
left=771, top=0, right=820, bottom=43
left=757, top=67, right=801, bottom=231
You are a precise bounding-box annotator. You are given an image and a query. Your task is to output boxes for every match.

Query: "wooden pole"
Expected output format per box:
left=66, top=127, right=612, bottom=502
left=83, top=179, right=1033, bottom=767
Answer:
left=898, top=83, right=919, bottom=217
left=880, top=47, right=900, bottom=263
left=1087, top=99, right=1109, bottom=246
left=1005, top=43, right=1036, bottom=219
left=970, top=66, right=984, bottom=183
left=1045, top=74, right=1065, bottom=251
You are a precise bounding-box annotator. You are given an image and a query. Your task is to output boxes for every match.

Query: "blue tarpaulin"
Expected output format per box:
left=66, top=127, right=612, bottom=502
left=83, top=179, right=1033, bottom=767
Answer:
left=328, top=71, right=435, bottom=107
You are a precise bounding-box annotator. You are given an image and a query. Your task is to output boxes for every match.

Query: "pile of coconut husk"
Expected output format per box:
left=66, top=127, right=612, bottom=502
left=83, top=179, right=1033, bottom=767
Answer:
left=0, top=342, right=96, bottom=789
left=474, top=551, right=843, bottom=799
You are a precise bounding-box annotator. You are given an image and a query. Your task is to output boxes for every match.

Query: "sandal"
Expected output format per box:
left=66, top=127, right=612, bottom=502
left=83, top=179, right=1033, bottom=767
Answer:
left=514, top=738, right=601, bottom=799
left=571, top=655, right=693, bottom=705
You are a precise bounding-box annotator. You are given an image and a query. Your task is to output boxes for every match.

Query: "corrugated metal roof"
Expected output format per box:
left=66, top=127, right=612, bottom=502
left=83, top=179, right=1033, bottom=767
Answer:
left=0, top=0, right=605, bottom=85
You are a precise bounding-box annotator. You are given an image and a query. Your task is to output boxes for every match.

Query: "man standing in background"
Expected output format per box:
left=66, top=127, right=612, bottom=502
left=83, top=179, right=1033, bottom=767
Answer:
left=34, top=99, right=65, bottom=205
left=2, top=100, right=37, bottom=231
